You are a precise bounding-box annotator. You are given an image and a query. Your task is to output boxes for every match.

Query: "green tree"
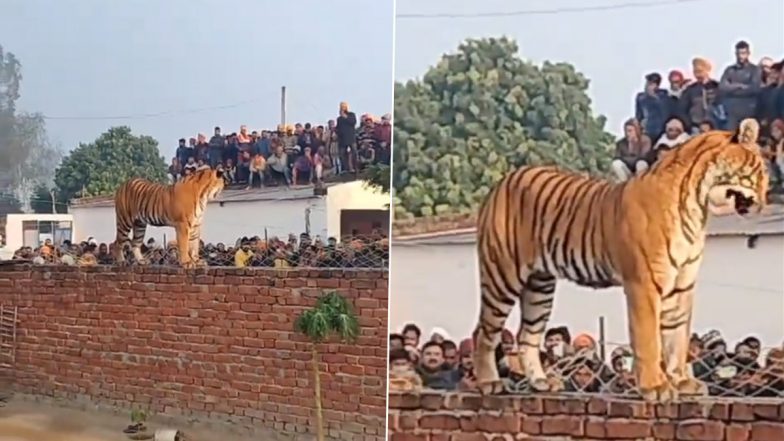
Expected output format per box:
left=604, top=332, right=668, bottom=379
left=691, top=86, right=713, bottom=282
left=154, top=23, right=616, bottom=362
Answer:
left=0, top=191, right=22, bottom=217
left=294, top=291, right=359, bottom=441
left=29, top=184, right=66, bottom=214
left=393, top=36, right=615, bottom=218
left=0, top=44, right=61, bottom=210
left=364, top=162, right=391, bottom=194
left=54, top=126, right=167, bottom=203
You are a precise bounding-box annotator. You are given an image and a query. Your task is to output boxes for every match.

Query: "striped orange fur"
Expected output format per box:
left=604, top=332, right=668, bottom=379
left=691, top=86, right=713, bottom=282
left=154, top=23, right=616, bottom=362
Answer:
left=473, top=118, right=768, bottom=402
left=113, top=168, right=225, bottom=268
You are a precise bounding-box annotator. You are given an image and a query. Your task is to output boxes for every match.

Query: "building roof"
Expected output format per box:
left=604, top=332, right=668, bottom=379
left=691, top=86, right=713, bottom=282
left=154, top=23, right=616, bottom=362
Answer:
left=393, top=205, right=784, bottom=246
left=69, top=183, right=340, bottom=209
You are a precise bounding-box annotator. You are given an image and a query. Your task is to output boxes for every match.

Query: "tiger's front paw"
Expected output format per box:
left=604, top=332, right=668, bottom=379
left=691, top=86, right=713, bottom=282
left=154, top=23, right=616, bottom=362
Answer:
left=639, top=380, right=678, bottom=403
left=476, top=380, right=505, bottom=395
left=674, top=377, right=708, bottom=396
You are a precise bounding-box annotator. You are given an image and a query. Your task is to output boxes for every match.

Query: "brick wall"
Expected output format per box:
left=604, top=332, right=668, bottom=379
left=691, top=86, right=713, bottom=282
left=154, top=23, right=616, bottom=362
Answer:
left=0, top=265, right=388, bottom=441
left=388, top=392, right=784, bottom=441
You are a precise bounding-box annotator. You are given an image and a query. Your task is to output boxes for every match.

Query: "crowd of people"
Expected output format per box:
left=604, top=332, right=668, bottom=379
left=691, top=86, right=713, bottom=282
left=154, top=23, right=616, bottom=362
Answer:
left=389, top=324, right=784, bottom=398
left=612, top=40, right=784, bottom=191
left=168, top=102, right=392, bottom=188
left=11, top=231, right=389, bottom=268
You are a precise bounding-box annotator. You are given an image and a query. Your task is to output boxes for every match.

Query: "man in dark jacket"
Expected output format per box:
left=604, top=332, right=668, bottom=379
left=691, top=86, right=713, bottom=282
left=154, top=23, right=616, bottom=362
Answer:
left=718, top=40, right=762, bottom=131
left=336, top=101, right=357, bottom=174
left=635, top=73, right=670, bottom=141
left=757, top=60, right=782, bottom=136
left=208, top=126, right=225, bottom=169
left=679, top=58, right=720, bottom=133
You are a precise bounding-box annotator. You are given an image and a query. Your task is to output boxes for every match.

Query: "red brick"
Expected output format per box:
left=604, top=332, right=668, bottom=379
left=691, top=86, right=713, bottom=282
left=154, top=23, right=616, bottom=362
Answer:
left=540, top=415, right=583, bottom=436
left=420, top=414, right=461, bottom=431
left=654, top=421, right=676, bottom=439
left=605, top=418, right=652, bottom=439
left=587, top=397, right=608, bottom=415
left=420, top=393, right=445, bottom=410
left=519, top=397, right=543, bottom=415
left=607, top=400, right=654, bottom=418
left=726, top=424, right=751, bottom=441
left=750, top=404, right=780, bottom=421
left=520, top=416, right=541, bottom=435
left=0, top=266, right=387, bottom=441
left=732, top=403, right=756, bottom=422
left=675, top=419, right=725, bottom=441
left=542, top=397, right=587, bottom=415
left=392, top=435, right=428, bottom=441
left=476, top=413, right=520, bottom=433
left=584, top=417, right=606, bottom=438
left=750, top=422, right=784, bottom=441
left=449, top=434, right=486, bottom=441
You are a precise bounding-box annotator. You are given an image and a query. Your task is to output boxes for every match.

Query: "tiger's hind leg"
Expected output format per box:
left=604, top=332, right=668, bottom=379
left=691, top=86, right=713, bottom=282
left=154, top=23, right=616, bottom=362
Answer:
left=188, top=226, right=206, bottom=267
left=114, top=221, right=132, bottom=266
left=474, top=272, right=518, bottom=395
left=131, top=221, right=148, bottom=265
left=517, top=272, right=559, bottom=392
left=175, top=223, right=194, bottom=268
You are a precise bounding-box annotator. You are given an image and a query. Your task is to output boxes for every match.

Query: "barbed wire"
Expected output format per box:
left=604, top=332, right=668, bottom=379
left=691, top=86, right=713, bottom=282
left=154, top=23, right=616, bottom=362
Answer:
left=391, top=337, right=784, bottom=398
left=11, top=234, right=389, bottom=269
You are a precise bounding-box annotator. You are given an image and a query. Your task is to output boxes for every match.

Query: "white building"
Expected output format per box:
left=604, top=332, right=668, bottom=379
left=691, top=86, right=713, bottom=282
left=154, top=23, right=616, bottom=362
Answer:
left=69, top=181, right=390, bottom=246
left=0, top=213, right=75, bottom=259
left=390, top=207, right=784, bottom=350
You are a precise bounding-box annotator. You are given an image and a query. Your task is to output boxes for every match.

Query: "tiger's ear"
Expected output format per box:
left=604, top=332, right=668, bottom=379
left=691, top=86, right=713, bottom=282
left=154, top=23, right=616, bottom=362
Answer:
left=731, top=118, right=760, bottom=144
left=215, top=168, right=224, bottom=179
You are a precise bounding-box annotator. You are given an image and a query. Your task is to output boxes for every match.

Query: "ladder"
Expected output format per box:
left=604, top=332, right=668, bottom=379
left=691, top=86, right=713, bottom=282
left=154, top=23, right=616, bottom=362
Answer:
left=0, top=305, right=17, bottom=368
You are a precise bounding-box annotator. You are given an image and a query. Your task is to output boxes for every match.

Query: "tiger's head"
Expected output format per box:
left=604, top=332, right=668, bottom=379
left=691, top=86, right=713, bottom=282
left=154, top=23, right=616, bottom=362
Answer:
left=704, top=118, right=769, bottom=216
left=189, top=167, right=226, bottom=201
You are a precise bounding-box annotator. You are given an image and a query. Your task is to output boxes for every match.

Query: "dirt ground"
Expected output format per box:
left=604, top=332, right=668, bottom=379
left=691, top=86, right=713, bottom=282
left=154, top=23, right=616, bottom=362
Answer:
left=0, top=398, right=261, bottom=441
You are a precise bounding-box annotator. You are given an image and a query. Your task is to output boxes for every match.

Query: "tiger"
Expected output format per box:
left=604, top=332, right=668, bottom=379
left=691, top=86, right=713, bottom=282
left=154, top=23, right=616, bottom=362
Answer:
left=473, top=118, right=768, bottom=402
left=113, top=167, right=225, bottom=268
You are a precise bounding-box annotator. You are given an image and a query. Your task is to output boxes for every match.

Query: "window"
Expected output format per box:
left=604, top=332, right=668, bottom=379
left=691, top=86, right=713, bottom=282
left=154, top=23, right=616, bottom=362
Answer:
left=20, top=220, right=73, bottom=248
left=22, top=221, right=38, bottom=248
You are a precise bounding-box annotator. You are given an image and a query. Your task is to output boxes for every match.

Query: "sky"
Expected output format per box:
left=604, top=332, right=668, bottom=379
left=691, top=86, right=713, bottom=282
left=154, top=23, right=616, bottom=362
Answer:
left=0, top=0, right=395, bottom=159
left=395, top=0, right=784, bottom=136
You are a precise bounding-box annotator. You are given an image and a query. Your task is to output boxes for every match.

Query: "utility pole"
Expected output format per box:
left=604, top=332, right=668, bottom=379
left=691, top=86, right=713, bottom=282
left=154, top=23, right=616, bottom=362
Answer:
left=50, top=189, right=56, bottom=214
left=280, top=86, right=287, bottom=127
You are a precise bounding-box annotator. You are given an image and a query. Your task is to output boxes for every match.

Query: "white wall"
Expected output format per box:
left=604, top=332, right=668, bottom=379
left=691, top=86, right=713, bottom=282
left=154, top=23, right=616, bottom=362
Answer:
left=2, top=213, right=75, bottom=250
left=70, top=198, right=327, bottom=246
left=326, top=181, right=391, bottom=238
left=390, top=235, right=784, bottom=349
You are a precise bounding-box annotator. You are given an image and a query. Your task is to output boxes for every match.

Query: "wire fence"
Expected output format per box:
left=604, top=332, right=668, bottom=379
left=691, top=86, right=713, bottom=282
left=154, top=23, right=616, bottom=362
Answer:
left=390, top=334, right=784, bottom=399
left=9, top=233, right=389, bottom=269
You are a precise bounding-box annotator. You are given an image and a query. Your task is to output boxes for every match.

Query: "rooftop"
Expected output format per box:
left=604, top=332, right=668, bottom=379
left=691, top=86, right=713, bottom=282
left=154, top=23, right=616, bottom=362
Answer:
left=68, top=172, right=371, bottom=209
left=392, top=204, right=784, bottom=246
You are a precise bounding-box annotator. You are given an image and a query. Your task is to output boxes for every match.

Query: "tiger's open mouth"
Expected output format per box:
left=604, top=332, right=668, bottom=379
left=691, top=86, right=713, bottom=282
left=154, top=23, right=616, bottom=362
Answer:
left=726, top=189, right=755, bottom=215
left=708, top=185, right=760, bottom=216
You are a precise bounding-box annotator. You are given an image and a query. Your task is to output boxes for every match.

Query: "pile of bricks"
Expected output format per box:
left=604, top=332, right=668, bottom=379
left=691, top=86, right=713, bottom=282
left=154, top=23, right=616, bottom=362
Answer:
left=388, top=391, right=784, bottom=441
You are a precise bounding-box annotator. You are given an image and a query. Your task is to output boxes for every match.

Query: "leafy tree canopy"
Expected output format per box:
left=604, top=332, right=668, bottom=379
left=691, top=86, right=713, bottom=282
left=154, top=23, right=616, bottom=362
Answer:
left=0, top=44, right=61, bottom=212
left=54, top=126, right=167, bottom=203
left=392, top=36, right=615, bottom=218
left=364, top=163, right=391, bottom=194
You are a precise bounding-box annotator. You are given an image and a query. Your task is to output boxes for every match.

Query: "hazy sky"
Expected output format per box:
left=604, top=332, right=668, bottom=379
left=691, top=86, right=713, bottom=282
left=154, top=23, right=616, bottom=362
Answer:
left=0, top=0, right=394, bottom=158
left=395, top=0, right=783, bottom=135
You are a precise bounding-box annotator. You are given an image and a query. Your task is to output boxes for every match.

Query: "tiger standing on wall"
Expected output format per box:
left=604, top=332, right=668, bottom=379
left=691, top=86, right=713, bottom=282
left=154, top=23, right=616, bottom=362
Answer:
left=113, top=168, right=225, bottom=268
left=474, top=118, right=768, bottom=402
